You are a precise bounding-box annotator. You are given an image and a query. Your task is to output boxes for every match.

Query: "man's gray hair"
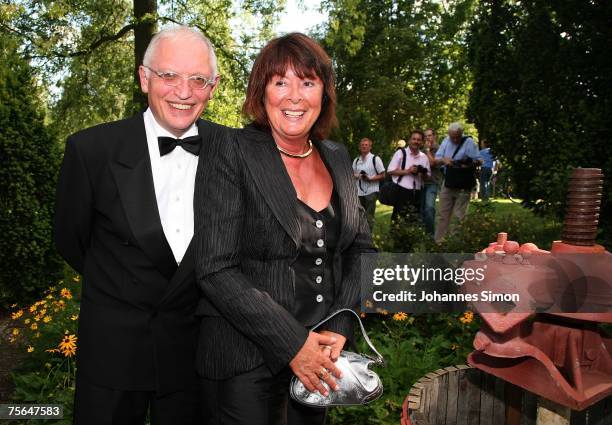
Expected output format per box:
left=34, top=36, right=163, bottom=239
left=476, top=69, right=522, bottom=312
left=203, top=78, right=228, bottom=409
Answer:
left=448, top=122, right=464, bottom=133
left=143, top=26, right=218, bottom=77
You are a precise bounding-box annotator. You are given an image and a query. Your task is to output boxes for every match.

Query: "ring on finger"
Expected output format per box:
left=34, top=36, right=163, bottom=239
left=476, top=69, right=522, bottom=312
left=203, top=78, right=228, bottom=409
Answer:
left=319, top=367, right=330, bottom=379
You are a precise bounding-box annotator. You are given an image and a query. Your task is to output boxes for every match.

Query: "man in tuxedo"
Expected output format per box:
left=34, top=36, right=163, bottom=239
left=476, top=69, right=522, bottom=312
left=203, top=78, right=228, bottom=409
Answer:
left=54, top=26, right=228, bottom=425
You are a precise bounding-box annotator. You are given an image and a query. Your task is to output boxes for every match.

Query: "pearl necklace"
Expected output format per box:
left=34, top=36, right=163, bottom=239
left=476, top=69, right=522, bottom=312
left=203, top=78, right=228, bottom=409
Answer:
left=276, top=140, right=313, bottom=158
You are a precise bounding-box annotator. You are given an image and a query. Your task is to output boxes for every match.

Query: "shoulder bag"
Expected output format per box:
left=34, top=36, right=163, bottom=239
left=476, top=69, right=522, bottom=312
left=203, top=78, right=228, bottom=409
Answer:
left=444, top=137, right=477, bottom=190
left=378, top=149, right=411, bottom=206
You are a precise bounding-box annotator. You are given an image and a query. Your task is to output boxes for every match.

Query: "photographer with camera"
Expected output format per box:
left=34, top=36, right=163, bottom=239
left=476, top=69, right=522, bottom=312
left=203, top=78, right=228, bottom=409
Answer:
left=387, top=130, right=431, bottom=228
left=353, top=137, right=385, bottom=231
left=434, top=122, right=483, bottom=242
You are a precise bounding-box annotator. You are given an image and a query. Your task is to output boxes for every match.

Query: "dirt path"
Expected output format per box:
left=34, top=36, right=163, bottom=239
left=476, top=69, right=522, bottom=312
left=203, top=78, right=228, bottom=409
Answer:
left=0, top=311, right=24, bottom=401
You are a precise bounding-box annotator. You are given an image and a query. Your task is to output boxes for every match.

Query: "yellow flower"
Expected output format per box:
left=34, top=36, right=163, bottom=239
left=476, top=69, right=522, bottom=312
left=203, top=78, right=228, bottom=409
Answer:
left=72, top=275, right=81, bottom=282
left=46, top=348, right=59, bottom=354
left=451, top=343, right=459, bottom=351
left=31, top=323, right=38, bottom=330
left=11, top=310, right=24, bottom=320
left=24, top=318, right=31, bottom=325
left=43, top=316, right=52, bottom=323
left=29, top=304, right=37, bottom=313
left=58, top=334, right=77, bottom=357
left=359, top=312, right=366, bottom=318
left=9, top=337, right=16, bottom=344
left=10, top=303, right=17, bottom=308
left=34, top=332, right=41, bottom=338
left=46, top=294, right=54, bottom=300
left=60, top=288, right=73, bottom=299
left=57, top=300, right=66, bottom=308
left=392, top=312, right=408, bottom=321
left=27, top=346, right=34, bottom=353
left=70, top=314, right=79, bottom=321
left=459, top=311, right=474, bottom=324
left=12, top=328, right=19, bottom=336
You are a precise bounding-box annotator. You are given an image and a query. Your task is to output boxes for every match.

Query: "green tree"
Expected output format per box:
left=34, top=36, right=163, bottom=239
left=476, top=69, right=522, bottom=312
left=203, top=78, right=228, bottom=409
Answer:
left=0, top=34, right=64, bottom=306
left=319, top=0, right=476, bottom=160
left=467, top=0, right=612, bottom=247
left=1, top=0, right=284, bottom=141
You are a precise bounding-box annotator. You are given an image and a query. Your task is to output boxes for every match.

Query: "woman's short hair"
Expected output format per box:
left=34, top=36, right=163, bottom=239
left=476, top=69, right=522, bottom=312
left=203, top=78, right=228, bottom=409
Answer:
left=242, top=33, right=337, bottom=141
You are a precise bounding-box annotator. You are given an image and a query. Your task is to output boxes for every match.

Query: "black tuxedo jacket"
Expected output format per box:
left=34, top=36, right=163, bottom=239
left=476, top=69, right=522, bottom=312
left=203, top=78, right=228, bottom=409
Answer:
left=194, top=125, right=375, bottom=380
left=54, top=114, right=231, bottom=394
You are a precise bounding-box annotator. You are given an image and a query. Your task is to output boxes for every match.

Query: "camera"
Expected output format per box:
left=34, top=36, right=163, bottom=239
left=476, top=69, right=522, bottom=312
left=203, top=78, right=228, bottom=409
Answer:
left=412, top=165, right=428, bottom=175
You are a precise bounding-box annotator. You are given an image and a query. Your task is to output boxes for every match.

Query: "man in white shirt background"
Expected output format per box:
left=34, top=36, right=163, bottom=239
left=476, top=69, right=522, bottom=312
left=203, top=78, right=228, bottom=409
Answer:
left=353, top=137, right=385, bottom=231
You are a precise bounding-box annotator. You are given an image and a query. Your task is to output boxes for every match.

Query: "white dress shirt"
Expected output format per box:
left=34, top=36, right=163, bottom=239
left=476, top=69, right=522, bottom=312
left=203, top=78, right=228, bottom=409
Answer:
left=352, top=152, right=385, bottom=196
left=143, top=108, right=198, bottom=264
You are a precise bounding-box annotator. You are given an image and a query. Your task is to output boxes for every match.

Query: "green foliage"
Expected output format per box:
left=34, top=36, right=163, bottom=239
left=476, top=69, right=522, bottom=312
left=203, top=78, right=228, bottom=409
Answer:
left=319, top=0, right=477, bottom=162
left=7, top=276, right=80, bottom=424
left=2, top=0, right=284, bottom=140
left=467, top=0, right=612, bottom=248
left=376, top=201, right=562, bottom=255
left=439, top=201, right=562, bottom=253
left=328, top=312, right=479, bottom=424
left=0, top=33, right=64, bottom=307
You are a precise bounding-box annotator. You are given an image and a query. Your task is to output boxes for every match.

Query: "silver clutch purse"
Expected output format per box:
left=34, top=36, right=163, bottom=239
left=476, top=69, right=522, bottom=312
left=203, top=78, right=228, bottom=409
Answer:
left=289, top=308, right=384, bottom=407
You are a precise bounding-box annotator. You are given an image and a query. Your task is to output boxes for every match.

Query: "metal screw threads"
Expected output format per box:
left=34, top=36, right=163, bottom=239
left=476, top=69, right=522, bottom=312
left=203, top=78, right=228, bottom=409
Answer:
left=562, top=168, right=604, bottom=246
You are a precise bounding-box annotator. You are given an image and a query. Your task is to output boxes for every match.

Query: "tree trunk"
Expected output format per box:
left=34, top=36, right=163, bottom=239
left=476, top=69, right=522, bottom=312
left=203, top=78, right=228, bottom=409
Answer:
left=131, top=0, right=157, bottom=113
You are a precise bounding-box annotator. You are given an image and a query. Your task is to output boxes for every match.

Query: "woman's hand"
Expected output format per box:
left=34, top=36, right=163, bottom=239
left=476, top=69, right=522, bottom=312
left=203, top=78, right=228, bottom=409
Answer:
left=318, top=330, right=346, bottom=362
left=289, top=332, right=343, bottom=396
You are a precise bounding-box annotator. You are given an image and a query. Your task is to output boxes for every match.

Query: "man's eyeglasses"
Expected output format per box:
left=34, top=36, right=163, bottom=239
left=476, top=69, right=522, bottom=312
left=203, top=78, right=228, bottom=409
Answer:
left=144, top=66, right=216, bottom=90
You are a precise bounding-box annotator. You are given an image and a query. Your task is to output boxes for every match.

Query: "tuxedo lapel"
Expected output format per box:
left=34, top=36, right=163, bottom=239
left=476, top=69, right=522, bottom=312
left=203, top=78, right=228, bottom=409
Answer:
left=238, top=127, right=300, bottom=247
left=314, top=140, right=359, bottom=252
left=110, top=114, right=177, bottom=280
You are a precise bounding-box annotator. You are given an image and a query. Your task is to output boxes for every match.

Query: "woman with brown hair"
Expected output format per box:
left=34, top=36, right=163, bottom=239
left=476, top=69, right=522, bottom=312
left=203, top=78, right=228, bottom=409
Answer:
left=194, top=33, right=374, bottom=424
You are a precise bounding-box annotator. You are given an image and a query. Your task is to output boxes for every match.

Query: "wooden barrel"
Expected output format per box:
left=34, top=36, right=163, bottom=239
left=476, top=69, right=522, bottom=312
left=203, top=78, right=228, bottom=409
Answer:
left=401, top=365, right=612, bottom=425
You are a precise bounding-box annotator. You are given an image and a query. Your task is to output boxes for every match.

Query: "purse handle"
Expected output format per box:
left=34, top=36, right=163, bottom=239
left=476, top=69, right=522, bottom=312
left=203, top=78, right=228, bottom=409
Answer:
left=310, top=308, right=384, bottom=365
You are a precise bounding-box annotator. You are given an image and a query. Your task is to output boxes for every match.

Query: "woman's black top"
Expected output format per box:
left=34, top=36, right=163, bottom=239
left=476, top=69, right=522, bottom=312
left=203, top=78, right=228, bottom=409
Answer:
left=292, top=191, right=341, bottom=327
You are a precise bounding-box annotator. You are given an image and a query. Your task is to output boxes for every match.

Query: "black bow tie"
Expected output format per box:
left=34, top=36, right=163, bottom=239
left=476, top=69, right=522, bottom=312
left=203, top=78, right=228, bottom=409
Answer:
left=158, top=135, right=201, bottom=156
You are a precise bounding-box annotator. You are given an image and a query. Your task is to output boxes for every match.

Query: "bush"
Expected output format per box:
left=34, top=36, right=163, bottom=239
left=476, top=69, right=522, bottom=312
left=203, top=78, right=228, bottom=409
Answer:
left=7, top=275, right=80, bottom=424
left=379, top=202, right=562, bottom=255
left=0, top=34, right=64, bottom=307
left=327, top=312, right=479, bottom=424
left=438, top=202, right=562, bottom=253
